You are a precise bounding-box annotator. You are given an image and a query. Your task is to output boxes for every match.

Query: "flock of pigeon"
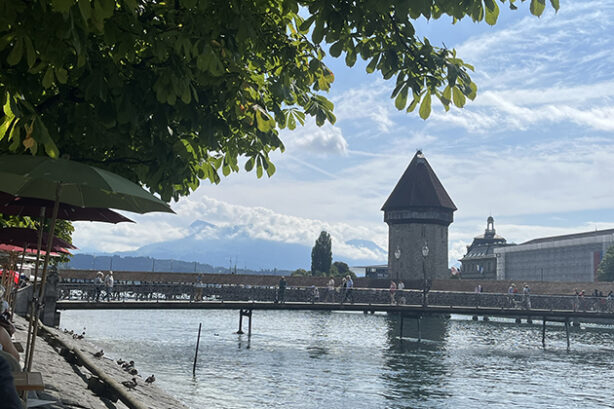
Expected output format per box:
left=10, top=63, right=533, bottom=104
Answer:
left=63, top=327, right=156, bottom=391
left=114, top=358, right=156, bottom=390
left=63, top=327, right=86, bottom=339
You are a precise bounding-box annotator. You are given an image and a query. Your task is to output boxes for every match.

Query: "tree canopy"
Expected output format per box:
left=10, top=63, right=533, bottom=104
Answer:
left=311, top=230, right=332, bottom=275
left=0, top=0, right=558, bottom=201
left=330, top=261, right=355, bottom=278
left=597, top=246, right=614, bottom=282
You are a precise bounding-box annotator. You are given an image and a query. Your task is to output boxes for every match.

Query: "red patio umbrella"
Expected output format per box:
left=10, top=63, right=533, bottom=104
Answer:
left=0, top=227, right=76, bottom=251
left=0, top=243, right=72, bottom=256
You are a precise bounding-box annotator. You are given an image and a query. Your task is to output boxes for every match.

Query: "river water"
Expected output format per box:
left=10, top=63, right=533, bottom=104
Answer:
left=60, top=310, right=614, bottom=409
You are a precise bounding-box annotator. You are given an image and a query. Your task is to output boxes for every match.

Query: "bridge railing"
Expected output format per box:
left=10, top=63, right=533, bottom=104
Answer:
left=57, top=281, right=614, bottom=312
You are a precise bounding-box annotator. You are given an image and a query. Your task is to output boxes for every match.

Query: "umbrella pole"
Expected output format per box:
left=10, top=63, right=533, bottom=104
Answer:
left=26, top=187, right=61, bottom=372
left=4, top=251, right=17, bottom=316
left=23, top=208, right=46, bottom=370
left=11, top=247, right=28, bottom=319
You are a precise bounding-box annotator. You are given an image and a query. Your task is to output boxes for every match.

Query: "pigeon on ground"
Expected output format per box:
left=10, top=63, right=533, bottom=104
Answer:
left=93, top=350, right=104, bottom=358
left=145, top=374, right=156, bottom=385
left=121, top=377, right=137, bottom=390
left=128, top=368, right=138, bottom=375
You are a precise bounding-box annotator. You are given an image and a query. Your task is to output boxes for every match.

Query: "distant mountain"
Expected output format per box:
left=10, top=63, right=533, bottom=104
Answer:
left=189, top=220, right=216, bottom=232
left=63, top=219, right=386, bottom=272
left=345, top=239, right=386, bottom=254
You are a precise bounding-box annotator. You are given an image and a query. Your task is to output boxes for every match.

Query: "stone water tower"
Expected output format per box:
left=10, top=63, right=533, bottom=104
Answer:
left=382, top=151, right=456, bottom=282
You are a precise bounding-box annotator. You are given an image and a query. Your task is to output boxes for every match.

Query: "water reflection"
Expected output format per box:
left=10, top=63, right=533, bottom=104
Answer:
left=237, top=334, right=251, bottom=349
left=380, top=315, right=452, bottom=408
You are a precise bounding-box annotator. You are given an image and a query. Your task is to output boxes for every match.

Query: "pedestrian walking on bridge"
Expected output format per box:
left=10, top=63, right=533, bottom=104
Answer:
left=389, top=281, right=397, bottom=304
left=325, top=278, right=335, bottom=303
left=342, top=275, right=354, bottom=304
left=94, top=271, right=103, bottom=302
left=276, top=276, right=287, bottom=303
left=522, top=283, right=531, bottom=310
left=103, top=271, right=114, bottom=301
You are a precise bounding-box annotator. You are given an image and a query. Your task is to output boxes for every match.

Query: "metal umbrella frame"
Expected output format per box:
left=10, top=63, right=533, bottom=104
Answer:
left=0, top=192, right=135, bottom=224
left=0, top=155, right=174, bottom=371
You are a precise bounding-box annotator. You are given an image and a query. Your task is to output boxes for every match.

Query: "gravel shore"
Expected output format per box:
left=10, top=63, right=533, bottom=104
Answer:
left=13, top=314, right=190, bottom=409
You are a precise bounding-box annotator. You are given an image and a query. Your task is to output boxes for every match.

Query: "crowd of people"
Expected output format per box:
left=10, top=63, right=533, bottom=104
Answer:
left=276, top=275, right=356, bottom=304
left=505, top=283, right=532, bottom=309
left=93, top=271, right=114, bottom=301
left=573, top=288, right=614, bottom=312
left=62, top=274, right=614, bottom=313
left=388, top=280, right=406, bottom=305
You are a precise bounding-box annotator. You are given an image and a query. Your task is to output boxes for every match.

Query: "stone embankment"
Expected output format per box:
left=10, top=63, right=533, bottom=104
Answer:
left=12, top=314, right=189, bottom=409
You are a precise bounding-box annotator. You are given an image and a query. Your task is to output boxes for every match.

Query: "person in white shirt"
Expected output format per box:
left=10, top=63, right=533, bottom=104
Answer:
left=342, top=275, right=354, bottom=304
left=326, top=278, right=335, bottom=303
left=103, top=271, right=114, bottom=301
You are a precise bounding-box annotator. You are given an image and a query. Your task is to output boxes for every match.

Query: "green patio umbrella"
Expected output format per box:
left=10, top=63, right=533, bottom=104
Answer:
left=0, top=155, right=172, bottom=214
left=0, top=154, right=174, bottom=370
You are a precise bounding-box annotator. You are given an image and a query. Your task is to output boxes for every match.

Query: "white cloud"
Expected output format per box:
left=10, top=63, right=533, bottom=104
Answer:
left=427, top=1, right=614, bottom=134
left=71, top=217, right=184, bottom=253
left=176, top=196, right=388, bottom=261
left=73, top=195, right=388, bottom=262
left=332, top=81, right=397, bottom=133
left=285, top=122, right=349, bottom=156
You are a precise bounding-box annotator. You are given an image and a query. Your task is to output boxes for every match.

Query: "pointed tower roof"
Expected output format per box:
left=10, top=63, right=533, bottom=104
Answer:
left=381, top=151, right=457, bottom=212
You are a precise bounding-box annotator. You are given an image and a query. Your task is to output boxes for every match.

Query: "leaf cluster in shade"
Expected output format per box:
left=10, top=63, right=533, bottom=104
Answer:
left=0, top=0, right=557, bottom=201
left=597, top=245, right=614, bottom=282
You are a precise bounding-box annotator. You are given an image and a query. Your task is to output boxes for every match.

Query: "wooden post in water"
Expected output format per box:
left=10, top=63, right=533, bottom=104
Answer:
left=399, top=313, right=404, bottom=339
left=565, top=318, right=570, bottom=351
left=193, top=323, right=202, bottom=377
left=237, top=310, right=244, bottom=334
left=247, top=310, right=252, bottom=337
left=541, top=318, right=546, bottom=348
left=417, top=315, right=422, bottom=343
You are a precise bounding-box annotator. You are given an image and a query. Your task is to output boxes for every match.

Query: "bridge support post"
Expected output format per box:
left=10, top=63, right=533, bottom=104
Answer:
left=541, top=318, right=546, bottom=348
left=237, top=310, right=244, bottom=334
left=237, top=309, right=252, bottom=336
left=399, top=313, right=404, bottom=339
left=565, top=318, right=570, bottom=351
left=247, top=309, right=252, bottom=337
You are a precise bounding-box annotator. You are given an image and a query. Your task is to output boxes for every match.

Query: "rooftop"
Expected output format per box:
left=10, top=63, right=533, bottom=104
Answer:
left=381, top=151, right=456, bottom=212
left=522, top=228, right=614, bottom=245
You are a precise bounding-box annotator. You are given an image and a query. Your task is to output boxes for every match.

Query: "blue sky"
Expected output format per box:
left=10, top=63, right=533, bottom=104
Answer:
left=73, top=0, right=614, bottom=267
